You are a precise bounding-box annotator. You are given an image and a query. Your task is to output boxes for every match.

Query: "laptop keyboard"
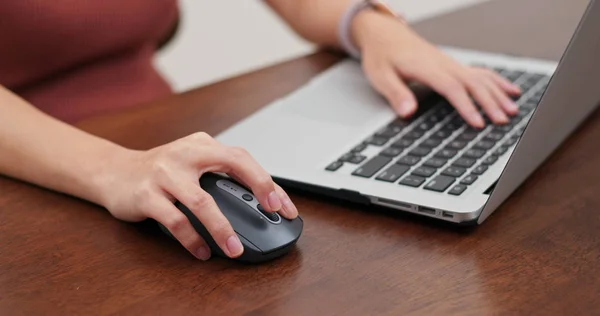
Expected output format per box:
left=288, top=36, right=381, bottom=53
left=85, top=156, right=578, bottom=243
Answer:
left=325, top=67, right=551, bottom=196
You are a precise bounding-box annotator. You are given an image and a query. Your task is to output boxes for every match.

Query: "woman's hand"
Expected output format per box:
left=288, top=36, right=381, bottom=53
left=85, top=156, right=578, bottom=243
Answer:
left=98, top=132, right=298, bottom=261
left=351, top=11, right=522, bottom=128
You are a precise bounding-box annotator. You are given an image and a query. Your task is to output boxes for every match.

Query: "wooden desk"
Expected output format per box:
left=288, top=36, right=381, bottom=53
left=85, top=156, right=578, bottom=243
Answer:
left=2, top=0, right=599, bottom=314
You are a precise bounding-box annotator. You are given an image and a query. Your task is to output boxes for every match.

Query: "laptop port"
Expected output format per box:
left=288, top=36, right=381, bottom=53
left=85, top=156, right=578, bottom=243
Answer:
left=376, top=198, right=412, bottom=211
left=442, top=211, right=454, bottom=218
left=418, top=206, right=436, bottom=215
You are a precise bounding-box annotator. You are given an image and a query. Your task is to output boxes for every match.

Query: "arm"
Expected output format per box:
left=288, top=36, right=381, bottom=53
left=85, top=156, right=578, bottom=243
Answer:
left=0, top=86, right=119, bottom=205
left=0, top=86, right=297, bottom=260
left=265, top=0, right=522, bottom=128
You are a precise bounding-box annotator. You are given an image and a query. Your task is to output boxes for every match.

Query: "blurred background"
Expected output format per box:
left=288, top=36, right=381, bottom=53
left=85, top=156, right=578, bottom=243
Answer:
left=154, top=0, right=489, bottom=93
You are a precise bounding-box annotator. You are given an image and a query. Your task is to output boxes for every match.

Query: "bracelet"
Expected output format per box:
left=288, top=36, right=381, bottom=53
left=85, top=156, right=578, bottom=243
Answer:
left=338, top=0, right=405, bottom=60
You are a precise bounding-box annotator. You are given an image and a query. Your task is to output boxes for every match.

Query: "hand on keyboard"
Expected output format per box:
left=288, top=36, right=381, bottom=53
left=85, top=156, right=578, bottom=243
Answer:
left=351, top=10, right=522, bottom=128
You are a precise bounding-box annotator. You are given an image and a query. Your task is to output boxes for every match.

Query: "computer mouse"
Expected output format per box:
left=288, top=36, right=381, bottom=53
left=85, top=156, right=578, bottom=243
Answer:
left=159, top=173, right=303, bottom=263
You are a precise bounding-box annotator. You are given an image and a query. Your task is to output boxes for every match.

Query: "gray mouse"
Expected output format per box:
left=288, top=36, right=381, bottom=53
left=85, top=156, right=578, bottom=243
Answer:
left=159, top=173, right=303, bottom=263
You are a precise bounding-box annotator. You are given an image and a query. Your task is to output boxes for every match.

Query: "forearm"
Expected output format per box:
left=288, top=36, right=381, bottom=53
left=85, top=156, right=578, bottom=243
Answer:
left=0, top=86, right=126, bottom=206
left=265, top=0, right=354, bottom=49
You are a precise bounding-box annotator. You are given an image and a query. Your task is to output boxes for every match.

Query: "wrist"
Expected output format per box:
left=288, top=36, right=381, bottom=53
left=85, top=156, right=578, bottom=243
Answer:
left=88, top=144, right=139, bottom=209
left=340, top=0, right=407, bottom=59
left=350, top=10, right=383, bottom=55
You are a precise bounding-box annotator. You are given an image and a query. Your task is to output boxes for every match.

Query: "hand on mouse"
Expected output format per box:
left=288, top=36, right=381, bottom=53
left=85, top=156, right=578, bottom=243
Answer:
left=350, top=10, right=522, bottom=128
left=97, top=132, right=298, bottom=261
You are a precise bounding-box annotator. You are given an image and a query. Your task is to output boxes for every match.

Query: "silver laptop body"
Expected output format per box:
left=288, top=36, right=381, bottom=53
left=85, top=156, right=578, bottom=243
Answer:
left=216, top=0, right=599, bottom=225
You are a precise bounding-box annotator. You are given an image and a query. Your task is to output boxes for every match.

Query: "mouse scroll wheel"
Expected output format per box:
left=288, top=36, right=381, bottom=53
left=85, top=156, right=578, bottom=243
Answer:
left=257, top=204, right=280, bottom=222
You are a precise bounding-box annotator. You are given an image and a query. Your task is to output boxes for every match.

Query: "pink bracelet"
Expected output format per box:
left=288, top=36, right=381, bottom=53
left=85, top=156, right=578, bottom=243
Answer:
left=338, top=0, right=404, bottom=60
left=338, top=0, right=371, bottom=59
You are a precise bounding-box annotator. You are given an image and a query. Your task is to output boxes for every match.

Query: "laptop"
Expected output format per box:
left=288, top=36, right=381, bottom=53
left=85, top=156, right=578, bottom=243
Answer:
left=216, top=0, right=600, bottom=225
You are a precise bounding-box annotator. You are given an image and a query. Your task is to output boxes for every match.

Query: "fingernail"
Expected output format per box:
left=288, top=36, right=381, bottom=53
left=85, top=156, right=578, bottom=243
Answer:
left=471, top=113, right=485, bottom=127
left=280, top=193, right=298, bottom=218
left=495, top=111, right=509, bottom=124
left=226, top=235, right=244, bottom=257
left=398, top=100, right=415, bottom=117
left=268, top=191, right=283, bottom=211
left=196, top=246, right=211, bottom=261
left=505, top=101, right=519, bottom=113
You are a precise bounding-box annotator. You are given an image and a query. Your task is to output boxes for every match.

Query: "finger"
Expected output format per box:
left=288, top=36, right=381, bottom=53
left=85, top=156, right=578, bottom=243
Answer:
left=460, top=73, right=509, bottom=125
left=417, top=70, right=485, bottom=128
left=363, top=63, right=418, bottom=117
left=488, top=70, right=522, bottom=96
left=273, top=183, right=298, bottom=219
left=481, top=76, right=519, bottom=116
left=164, top=178, right=244, bottom=258
left=193, top=146, right=284, bottom=213
left=148, top=196, right=212, bottom=261
left=227, top=174, right=297, bottom=219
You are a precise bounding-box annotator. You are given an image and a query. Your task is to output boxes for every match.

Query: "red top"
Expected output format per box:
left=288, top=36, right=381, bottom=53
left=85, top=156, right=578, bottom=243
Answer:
left=0, top=0, right=179, bottom=122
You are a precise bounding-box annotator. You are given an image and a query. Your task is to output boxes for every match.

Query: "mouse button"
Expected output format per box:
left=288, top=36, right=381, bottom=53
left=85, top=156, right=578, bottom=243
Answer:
left=244, top=218, right=302, bottom=253
left=237, top=233, right=261, bottom=253
left=212, top=193, right=267, bottom=228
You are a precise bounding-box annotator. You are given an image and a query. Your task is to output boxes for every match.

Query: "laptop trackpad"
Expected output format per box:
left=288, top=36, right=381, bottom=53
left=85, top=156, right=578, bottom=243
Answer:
left=278, top=61, right=393, bottom=126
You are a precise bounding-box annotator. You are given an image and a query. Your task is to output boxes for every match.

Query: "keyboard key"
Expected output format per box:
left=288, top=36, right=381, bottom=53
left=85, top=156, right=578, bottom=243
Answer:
left=442, top=166, right=466, bottom=177
left=473, top=140, right=495, bottom=150
left=326, top=161, right=343, bottom=172
left=366, top=136, right=389, bottom=146
left=422, top=138, right=442, bottom=148
left=449, top=184, right=468, bottom=196
left=453, top=157, right=476, bottom=168
left=520, top=82, right=535, bottom=93
left=460, top=174, right=479, bottom=185
left=447, top=140, right=468, bottom=150
left=503, top=70, right=525, bottom=82
left=432, top=129, right=452, bottom=140
left=347, top=155, right=367, bottom=164
left=485, top=132, right=505, bottom=142
left=494, top=125, right=514, bottom=133
left=388, top=118, right=410, bottom=128
left=482, top=155, right=498, bottom=165
left=412, top=166, right=437, bottom=178
left=423, top=157, right=447, bottom=168
left=522, top=100, right=539, bottom=109
left=380, top=147, right=403, bottom=157
left=391, top=138, right=414, bottom=149
left=339, top=153, right=355, bottom=161
left=376, top=126, right=402, bottom=138
left=416, top=122, right=434, bottom=131
left=404, top=130, right=425, bottom=139
left=464, top=148, right=486, bottom=159
left=445, top=117, right=465, bottom=130
left=444, top=121, right=464, bottom=131
left=352, top=156, right=392, bottom=178
left=427, top=113, right=444, bottom=124
left=435, top=148, right=458, bottom=159
left=424, top=175, right=456, bottom=192
left=409, top=146, right=432, bottom=157
left=458, top=130, right=479, bottom=141
left=472, top=165, right=488, bottom=175
left=503, top=137, right=519, bottom=147
left=399, top=175, right=426, bottom=188
left=351, top=143, right=367, bottom=153
left=493, top=146, right=509, bottom=157
left=340, top=153, right=367, bottom=164
left=376, top=164, right=410, bottom=183
left=397, top=155, right=421, bottom=166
